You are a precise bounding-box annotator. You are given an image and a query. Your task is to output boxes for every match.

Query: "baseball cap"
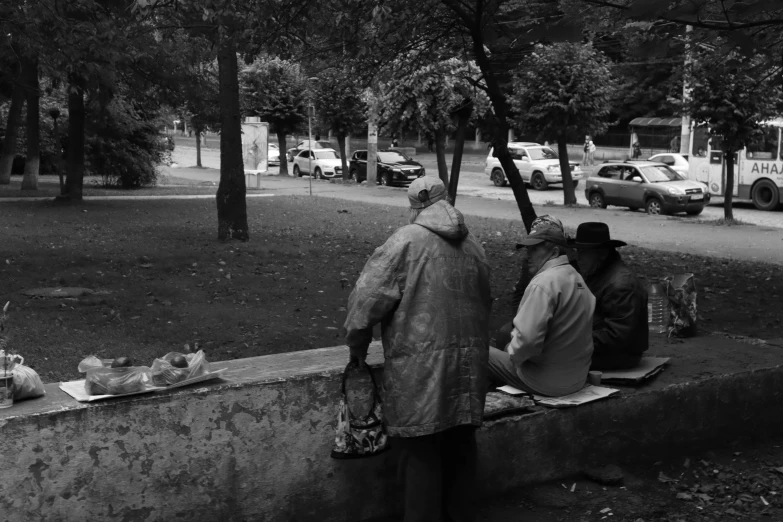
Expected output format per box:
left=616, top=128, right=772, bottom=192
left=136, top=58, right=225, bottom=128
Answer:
left=515, top=215, right=567, bottom=247
left=408, top=177, right=447, bottom=209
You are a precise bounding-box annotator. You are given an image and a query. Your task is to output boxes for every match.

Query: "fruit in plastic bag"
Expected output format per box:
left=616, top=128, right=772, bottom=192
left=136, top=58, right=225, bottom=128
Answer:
left=111, top=357, right=133, bottom=368
left=77, top=356, right=113, bottom=373
left=151, top=350, right=209, bottom=387
left=84, top=366, right=152, bottom=396
left=12, top=364, right=45, bottom=401
left=170, top=355, right=188, bottom=368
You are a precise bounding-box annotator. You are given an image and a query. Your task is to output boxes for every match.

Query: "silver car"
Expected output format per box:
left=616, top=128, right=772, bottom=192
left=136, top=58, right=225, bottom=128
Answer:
left=585, top=161, right=710, bottom=215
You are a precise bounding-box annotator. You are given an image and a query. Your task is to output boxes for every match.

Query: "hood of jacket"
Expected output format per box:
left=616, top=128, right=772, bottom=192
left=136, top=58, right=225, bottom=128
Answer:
left=413, top=200, right=469, bottom=240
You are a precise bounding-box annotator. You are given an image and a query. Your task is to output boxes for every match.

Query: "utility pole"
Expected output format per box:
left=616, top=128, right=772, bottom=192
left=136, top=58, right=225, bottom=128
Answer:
left=367, top=111, right=378, bottom=185
left=680, top=25, right=693, bottom=156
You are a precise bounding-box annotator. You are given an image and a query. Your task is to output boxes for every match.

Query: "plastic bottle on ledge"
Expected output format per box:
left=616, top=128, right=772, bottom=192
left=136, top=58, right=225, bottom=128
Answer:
left=648, top=283, right=669, bottom=335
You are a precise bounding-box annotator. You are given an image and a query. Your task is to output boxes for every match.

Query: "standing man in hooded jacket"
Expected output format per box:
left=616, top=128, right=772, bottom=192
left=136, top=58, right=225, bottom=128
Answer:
left=344, top=177, right=492, bottom=522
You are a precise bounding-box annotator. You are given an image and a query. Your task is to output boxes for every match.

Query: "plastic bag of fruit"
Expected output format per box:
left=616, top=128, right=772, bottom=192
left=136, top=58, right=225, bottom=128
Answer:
left=78, top=355, right=153, bottom=396
left=150, top=350, right=209, bottom=387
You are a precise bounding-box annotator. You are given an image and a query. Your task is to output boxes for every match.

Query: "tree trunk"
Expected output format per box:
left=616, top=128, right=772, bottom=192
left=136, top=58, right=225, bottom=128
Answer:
left=337, top=133, right=349, bottom=180
left=468, top=21, right=536, bottom=232
left=21, top=55, right=40, bottom=191
left=216, top=37, right=249, bottom=241
left=0, top=68, right=25, bottom=185
left=277, top=131, right=289, bottom=176
left=557, top=136, right=576, bottom=205
left=63, top=75, right=85, bottom=200
left=448, top=100, right=472, bottom=205
left=434, top=129, right=449, bottom=188
left=53, top=117, right=64, bottom=194
left=724, top=151, right=734, bottom=221
left=196, top=130, right=202, bottom=167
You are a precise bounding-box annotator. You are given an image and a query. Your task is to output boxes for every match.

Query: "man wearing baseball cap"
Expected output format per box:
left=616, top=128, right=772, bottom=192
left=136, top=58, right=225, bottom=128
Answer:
left=344, top=177, right=492, bottom=521
left=488, top=215, right=596, bottom=397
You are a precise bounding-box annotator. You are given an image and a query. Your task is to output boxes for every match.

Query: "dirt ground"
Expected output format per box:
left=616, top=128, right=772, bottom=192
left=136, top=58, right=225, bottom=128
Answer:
left=0, top=195, right=782, bottom=384
left=473, top=435, right=783, bottom=522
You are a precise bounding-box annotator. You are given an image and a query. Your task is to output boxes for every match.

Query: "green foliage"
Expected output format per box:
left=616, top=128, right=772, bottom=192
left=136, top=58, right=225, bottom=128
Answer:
left=182, top=60, right=221, bottom=135
left=375, top=57, right=489, bottom=137
left=240, top=57, right=308, bottom=136
left=510, top=42, right=617, bottom=141
left=312, top=69, right=365, bottom=138
left=684, top=51, right=783, bottom=154
left=85, top=95, right=166, bottom=188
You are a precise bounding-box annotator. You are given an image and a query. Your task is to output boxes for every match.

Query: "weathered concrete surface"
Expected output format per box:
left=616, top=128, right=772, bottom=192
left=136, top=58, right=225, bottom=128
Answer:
left=1, top=337, right=783, bottom=521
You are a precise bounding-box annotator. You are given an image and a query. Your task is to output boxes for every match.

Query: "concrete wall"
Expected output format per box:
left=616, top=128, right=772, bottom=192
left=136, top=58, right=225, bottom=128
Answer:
left=2, top=343, right=783, bottom=521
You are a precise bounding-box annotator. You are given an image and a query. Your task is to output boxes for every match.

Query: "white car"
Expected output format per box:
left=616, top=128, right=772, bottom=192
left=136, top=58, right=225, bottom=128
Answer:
left=268, top=144, right=280, bottom=165
left=485, top=142, right=584, bottom=190
left=286, top=140, right=332, bottom=162
left=292, top=149, right=344, bottom=179
left=647, top=153, right=690, bottom=177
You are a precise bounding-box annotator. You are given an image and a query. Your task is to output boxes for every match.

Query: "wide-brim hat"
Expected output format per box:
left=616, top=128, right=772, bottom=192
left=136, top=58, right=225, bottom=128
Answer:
left=567, top=222, right=627, bottom=249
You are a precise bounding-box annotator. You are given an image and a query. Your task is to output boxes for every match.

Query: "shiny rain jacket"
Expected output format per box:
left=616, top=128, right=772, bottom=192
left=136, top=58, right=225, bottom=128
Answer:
left=344, top=200, right=492, bottom=437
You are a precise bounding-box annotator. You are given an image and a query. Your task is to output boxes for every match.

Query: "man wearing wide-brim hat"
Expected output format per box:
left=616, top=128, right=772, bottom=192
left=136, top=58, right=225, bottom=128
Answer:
left=488, top=216, right=596, bottom=397
left=568, top=222, right=649, bottom=371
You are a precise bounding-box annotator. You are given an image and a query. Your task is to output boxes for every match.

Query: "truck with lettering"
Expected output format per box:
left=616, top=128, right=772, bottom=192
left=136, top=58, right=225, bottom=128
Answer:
left=687, top=119, right=783, bottom=211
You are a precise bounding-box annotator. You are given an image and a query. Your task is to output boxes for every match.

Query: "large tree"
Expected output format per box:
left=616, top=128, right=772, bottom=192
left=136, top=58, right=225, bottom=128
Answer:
left=685, top=50, right=783, bottom=219
left=240, top=57, right=308, bottom=177
left=375, top=56, right=489, bottom=204
left=312, top=68, right=366, bottom=180
left=510, top=42, right=616, bottom=205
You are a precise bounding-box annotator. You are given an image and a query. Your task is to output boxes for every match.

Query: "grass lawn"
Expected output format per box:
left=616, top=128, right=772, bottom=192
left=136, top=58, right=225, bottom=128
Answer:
left=0, top=176, right=219, bottom=198
left=1, top=195, right=781, bottom=384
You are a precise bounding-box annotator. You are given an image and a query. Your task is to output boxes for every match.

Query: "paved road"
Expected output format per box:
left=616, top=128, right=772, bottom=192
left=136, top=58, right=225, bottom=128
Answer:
left=168, top=148, right=783, bottom=266
left=171, top=146, right=783, bottom=229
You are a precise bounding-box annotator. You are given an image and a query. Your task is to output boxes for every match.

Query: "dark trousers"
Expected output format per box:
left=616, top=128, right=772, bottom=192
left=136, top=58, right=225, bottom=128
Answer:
left=393, top=425, right=478, bottom=522
left=590, top=353, right=642, bottom=371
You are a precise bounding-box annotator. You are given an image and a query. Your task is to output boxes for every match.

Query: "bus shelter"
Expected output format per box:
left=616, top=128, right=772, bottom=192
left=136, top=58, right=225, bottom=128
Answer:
left=629, top=117, right=683, bottom=158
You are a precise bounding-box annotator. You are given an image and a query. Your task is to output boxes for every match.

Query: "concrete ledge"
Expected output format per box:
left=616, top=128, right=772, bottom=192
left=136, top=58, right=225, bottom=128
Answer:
left=2, top=338, right=783, bottom=521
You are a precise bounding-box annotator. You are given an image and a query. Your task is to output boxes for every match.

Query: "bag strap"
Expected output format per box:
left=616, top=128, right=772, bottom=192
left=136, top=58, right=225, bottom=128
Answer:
left=341, top=360, right=381, bottom=419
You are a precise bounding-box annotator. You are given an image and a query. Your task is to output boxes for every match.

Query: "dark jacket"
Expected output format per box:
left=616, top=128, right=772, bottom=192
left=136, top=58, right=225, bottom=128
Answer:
left=584, top=250, right=648, bottom=357
left=344, top=200, right=492, bottom=437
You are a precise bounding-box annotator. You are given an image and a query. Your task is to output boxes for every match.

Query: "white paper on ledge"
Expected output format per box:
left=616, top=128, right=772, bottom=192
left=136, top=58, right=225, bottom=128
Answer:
left=59, top=369, right=228, bottom=402
left=496, top=385, right=529, bottom=396
left=59, top=380, right=162, bottom=402
left=533, top=385, right=618, bottom=408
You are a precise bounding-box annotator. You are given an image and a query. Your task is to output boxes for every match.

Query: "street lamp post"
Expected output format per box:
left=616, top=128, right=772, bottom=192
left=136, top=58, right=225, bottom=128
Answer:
left=306, top=77, right=318, bottom=196
left=308, top=104, right=314, bottom=196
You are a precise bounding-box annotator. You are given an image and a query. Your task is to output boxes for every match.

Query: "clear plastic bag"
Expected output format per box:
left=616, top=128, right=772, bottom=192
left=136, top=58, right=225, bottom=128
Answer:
left=84, top=366, right=152, bottom=396
left=151, top=350, right=209, bottom=387
left=77, top=356, right=113, bottom=373
left=12, top=364, right=46, bottom=401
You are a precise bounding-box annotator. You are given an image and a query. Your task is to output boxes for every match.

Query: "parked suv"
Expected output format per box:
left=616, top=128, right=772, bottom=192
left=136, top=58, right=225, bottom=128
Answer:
left=286, top=140, right=333, bottom=162
left=292, top=149, right=343, bottom=179
left=585, top=161, right=710, bottom=215
left=485, top=142, right=584, bottom=190
left=349, top=149, right=425, bottom=186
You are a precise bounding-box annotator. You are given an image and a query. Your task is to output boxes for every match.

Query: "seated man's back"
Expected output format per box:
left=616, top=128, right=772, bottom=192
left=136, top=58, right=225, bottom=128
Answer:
left=570, top=222, right=648, bottom=371
left=488, top=216, right=596, bottom=397
left=510, top=257, right=595, bottom=396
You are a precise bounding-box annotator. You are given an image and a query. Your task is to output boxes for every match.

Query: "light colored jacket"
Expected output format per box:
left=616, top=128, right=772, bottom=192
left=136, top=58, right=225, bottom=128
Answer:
left=344, top=200, right=492, bottom=437
left=507, top=256, right=595, bottom=396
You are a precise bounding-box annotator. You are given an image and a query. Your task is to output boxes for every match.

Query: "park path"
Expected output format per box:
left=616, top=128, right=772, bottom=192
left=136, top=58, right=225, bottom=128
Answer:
left=171, top=145, right=783, bottom=229
left=164, top=149, right=783, bottom=267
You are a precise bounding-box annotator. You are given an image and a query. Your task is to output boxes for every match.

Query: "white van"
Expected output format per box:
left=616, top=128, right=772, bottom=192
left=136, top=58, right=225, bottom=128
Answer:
left=485, top=142, right=584, bottom=190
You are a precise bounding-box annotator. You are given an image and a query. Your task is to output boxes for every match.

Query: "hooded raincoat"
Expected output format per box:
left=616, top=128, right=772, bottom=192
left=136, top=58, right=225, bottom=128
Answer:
left=344, top=200, right=492, bottom=438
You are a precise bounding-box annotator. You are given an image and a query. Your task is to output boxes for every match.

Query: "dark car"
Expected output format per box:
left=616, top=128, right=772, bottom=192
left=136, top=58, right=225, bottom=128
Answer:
left=584, top=161, right=710, bottom=215
left=348, top=149, right=425, bottom=186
